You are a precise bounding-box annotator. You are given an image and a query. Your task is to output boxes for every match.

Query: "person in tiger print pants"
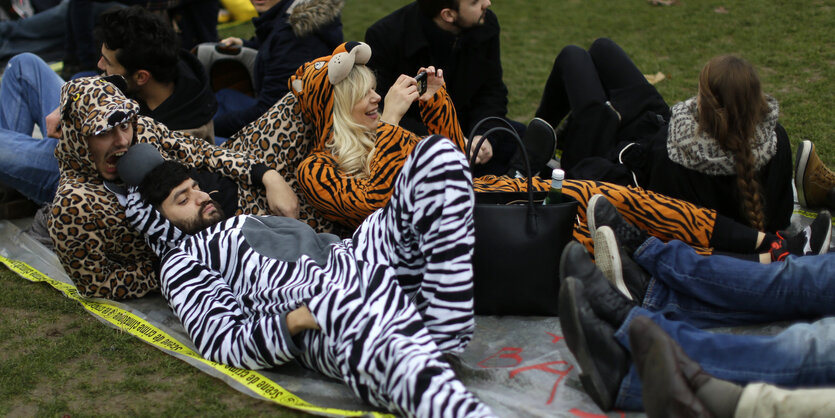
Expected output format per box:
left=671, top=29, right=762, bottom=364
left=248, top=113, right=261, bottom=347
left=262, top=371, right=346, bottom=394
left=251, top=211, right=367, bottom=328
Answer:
left=119, top=135, right=495, bottom=417
left=290, top=42, right=793, bottom=260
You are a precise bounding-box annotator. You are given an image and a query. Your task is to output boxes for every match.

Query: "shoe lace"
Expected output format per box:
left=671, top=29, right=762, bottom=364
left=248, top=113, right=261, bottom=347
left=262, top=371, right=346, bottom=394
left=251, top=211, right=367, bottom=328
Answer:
left=811, top=160, right=835, bottom=186
left=770, top=230, right=807, bottom=262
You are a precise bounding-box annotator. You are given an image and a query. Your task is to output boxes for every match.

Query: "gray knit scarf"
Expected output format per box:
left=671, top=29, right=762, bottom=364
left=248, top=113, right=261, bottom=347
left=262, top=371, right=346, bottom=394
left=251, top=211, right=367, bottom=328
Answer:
left=666, top=95, right=779, bottom=175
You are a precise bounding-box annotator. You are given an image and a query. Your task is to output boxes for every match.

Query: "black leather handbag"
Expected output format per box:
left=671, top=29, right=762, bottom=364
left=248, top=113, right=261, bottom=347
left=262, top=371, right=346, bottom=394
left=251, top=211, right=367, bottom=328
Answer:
left=467, top=118, right=578, bottom=316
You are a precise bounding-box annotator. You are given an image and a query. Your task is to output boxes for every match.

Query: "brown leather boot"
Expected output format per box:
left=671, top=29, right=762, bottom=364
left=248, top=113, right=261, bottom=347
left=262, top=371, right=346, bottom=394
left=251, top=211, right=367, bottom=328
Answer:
left=795, top=140, right=835, bottom=210
left=629, top=316, right=714, bottom=417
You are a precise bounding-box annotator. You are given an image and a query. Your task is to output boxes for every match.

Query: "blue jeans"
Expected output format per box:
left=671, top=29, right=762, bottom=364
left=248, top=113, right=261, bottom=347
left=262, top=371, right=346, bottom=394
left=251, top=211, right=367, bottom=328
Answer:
left=637, top=237, right=835, bottom=328
left=0, top=0, right=67, bottom=62
left=0, top=53, right=64, bottom=204
left=214, top=88, right=257, bottom=120
left=610, top=238, right=835, bottom=410
left=614, top=309, right=835, bottom=410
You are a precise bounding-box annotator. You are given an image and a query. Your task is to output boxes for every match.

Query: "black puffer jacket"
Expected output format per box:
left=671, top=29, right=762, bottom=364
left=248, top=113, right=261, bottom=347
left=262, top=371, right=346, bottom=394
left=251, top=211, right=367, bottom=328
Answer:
left=214, top=0, right=344, bottom=137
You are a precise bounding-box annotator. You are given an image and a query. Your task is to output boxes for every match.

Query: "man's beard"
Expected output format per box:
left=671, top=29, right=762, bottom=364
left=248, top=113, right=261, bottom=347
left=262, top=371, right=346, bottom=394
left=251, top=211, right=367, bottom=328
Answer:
left=181, top=200, right=225, bottom=234
left=452, top=11, right=486, bottom=31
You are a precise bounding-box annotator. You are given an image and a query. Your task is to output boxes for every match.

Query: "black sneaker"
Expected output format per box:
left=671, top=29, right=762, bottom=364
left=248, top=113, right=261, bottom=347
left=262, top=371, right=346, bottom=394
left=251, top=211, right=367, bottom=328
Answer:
left=770, top=210, right=832, bottom=261
left=506, top=117, right=557, bottom=178
left=594, top=226, right=650, bottom=303
left=560, top=241, right=635, bottom=326
left=586, top=194, right=650, bottom=255
left=808, top=210, right=833, bottom=255
left=559, top=276, right=630, bottom=411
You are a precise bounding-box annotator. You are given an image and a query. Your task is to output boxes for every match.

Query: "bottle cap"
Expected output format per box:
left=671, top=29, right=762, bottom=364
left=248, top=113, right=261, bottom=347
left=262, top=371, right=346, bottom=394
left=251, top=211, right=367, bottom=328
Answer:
left=551, top=168, right=565, bottom=181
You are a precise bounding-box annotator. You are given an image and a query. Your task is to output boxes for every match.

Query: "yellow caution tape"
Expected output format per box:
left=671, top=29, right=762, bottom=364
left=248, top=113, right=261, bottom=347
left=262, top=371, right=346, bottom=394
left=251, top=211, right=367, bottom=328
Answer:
left=0, top=254, right=391, bottom=417
left=793, top=208, right=835, bottom=223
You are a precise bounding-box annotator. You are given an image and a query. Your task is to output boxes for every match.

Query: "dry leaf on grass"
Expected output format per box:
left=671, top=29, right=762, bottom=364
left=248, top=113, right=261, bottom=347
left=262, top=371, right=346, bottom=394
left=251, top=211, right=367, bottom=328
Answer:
left=714, top=6, right=729, bottom=13
left=648, top=0, right=678, bottom=6
left=644, top=72, right=667, bottom=85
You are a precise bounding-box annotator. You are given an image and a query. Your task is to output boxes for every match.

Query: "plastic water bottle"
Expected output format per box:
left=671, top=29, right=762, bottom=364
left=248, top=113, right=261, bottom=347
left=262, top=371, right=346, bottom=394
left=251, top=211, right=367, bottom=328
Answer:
left=543, top=169, right=565, bottom=205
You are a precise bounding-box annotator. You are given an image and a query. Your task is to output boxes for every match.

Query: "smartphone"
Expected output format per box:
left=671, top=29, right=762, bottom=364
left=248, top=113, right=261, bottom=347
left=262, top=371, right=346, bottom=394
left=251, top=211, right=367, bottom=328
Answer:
left=414, top=71, right=428, bottom=95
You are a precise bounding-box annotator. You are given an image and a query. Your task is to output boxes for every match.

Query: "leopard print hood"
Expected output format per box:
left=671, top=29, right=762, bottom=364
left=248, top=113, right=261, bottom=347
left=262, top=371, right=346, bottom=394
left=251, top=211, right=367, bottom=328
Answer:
left=56, top=76, right=140, bottom=178
left=49, top=75, right=261, bottom=300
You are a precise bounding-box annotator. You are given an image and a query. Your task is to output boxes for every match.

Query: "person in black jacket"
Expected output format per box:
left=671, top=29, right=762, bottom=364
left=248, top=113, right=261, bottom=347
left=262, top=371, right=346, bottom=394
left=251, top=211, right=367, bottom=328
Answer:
left=365, top=0, right=523, bottom=177
left=93, top=6, right=217, bottom=141
left=213, top=0, right=343, bottom=138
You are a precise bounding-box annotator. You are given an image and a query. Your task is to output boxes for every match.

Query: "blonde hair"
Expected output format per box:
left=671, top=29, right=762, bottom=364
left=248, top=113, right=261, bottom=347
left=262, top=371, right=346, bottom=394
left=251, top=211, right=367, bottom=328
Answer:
left=697, top=55, right=770, bottom=230
left=330, top=65, right=378, bottom=178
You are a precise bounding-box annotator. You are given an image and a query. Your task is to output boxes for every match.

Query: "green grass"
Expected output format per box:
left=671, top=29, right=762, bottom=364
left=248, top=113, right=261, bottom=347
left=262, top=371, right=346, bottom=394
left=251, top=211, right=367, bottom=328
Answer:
left=2, top=0, right=834, bottom=415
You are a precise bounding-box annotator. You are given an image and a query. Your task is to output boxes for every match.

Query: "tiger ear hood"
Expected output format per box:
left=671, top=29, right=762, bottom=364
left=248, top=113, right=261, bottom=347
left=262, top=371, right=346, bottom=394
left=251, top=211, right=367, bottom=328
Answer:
left=289, top=41, right=372, bottom=151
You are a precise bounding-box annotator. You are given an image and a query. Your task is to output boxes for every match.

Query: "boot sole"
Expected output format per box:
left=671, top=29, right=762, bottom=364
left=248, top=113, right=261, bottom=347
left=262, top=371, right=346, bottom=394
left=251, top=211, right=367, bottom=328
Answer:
left=558, top=278, right=616, bottom=411
left=811, top=211, right=833, bottom=255
left=586, top=194, right=605, bottom=235
left=593, top=227, right=632, bottom=300
left=795, top=140, right=812, bottom=208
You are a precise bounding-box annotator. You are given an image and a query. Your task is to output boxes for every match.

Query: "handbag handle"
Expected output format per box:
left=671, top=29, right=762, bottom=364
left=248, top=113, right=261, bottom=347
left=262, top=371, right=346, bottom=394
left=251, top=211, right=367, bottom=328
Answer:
left=466, top=118, right=536, bottom=210
left=467, top=115, right=517, bottom=146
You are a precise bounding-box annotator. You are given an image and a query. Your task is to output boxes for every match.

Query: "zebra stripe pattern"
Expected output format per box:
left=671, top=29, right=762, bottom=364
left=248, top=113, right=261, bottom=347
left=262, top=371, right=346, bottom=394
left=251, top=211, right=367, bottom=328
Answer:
left=152, top=136, right=492, bottom=417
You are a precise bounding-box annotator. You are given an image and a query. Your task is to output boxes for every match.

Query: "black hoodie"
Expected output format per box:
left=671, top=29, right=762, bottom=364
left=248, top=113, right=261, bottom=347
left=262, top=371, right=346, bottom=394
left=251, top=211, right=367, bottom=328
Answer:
left=137, top=50, right=217, bottom=134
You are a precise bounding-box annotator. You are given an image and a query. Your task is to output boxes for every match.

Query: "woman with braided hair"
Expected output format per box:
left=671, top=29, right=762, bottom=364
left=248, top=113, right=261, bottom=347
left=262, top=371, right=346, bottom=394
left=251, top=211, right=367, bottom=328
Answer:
left=694, top=55, right=773, bottom=231
left=536, top=38, right=794, bottom=233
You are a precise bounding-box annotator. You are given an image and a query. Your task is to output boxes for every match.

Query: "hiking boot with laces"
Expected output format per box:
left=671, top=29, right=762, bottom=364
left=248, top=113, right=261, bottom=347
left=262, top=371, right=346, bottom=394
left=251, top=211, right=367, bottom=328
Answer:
left=795, top=140, right=835, bottom=210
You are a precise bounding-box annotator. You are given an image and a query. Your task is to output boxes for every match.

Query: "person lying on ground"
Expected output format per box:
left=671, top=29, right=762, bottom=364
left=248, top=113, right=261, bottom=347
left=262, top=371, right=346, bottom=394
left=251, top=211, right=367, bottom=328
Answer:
left=48, top=76, right=303, bottom=300
left=290, top=42, right=818, bottom=263
left=557, top=198, right=835, bottom=412
left=0, top=6, right=216, bottom=209
left=534, top=37, right=795, bottom=232
left=118, top=136, right=496, bottom=417
left=628, top=315, right=835, bottom=418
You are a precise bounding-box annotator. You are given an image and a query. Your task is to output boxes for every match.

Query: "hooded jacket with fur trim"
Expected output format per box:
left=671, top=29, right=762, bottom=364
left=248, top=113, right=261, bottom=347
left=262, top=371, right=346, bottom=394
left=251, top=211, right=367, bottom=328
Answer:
left=213, top=0, right=344, bottom=137
left=48, top=77, right=264, bottom=300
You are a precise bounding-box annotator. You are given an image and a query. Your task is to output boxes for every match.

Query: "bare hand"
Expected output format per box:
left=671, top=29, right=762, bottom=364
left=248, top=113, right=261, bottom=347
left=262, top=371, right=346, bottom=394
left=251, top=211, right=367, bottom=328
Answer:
left=469, top=135, right=494, bottom=165
left=219, top=37, right=243, bottom=47
left=380, top=74, right=419, bottom=126
left=262, top=170, right=299, bottom=218
left=45, top=107, right=61, bottom=139
left=286, top=305, right=320, bottom=335
left=416, top=66, right=444, bottom=101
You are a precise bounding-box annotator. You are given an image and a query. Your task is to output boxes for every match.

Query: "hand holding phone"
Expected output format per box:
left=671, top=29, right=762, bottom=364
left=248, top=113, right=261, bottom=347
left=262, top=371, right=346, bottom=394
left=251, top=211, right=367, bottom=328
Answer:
left=414, top=71, right=428, bottom=95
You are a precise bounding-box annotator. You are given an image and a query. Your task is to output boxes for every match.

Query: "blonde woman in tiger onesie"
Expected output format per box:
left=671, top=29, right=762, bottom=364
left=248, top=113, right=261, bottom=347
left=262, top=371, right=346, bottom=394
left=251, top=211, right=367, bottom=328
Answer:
left=290, top=42, right=816, bottom=263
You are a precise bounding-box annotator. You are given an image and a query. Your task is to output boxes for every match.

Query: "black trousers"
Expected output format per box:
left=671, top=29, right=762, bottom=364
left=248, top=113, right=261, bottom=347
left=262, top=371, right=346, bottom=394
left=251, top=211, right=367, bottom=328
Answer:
left=535, top=37, right=667, bottom=170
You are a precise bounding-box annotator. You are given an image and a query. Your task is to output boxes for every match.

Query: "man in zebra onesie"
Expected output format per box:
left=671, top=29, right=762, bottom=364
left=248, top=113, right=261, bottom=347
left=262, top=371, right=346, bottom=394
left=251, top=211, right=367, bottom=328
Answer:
left=116, top=135, right=495, bottom=417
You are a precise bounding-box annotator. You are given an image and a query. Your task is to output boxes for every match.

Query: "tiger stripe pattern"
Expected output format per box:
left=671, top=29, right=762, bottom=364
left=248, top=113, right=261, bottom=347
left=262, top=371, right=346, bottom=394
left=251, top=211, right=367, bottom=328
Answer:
left=290, top=46, right=720, bottom=255
left=134, top=137, right=493, bottom=416
left=561, top=179, right=717, bottom=255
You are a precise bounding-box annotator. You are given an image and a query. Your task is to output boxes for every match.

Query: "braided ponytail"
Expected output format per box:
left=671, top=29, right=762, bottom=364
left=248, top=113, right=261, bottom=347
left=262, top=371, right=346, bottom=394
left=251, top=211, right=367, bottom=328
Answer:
left=697, top=55, right=769, bottom=229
